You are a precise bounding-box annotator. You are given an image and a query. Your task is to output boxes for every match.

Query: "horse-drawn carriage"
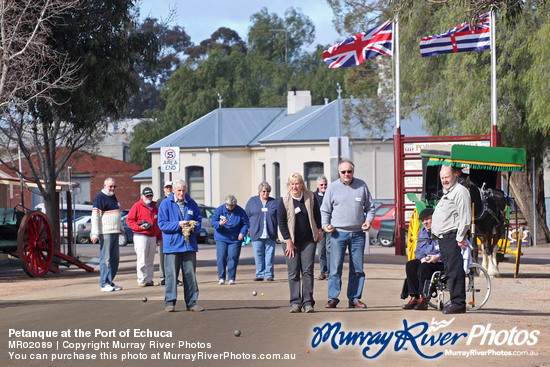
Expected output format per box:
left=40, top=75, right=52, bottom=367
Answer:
left=404, top=144, right=526, bottom=310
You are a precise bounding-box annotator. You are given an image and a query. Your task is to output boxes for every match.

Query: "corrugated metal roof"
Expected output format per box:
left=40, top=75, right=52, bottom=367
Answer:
left=133, top=167, right=152, bottom=180
left=259, top=99, right=428, bottom=142
left=258, top=102, right=341, bottom=143
left=146, top=99, right=428, bottom=150
left=147, top=108, right=286, bottom=150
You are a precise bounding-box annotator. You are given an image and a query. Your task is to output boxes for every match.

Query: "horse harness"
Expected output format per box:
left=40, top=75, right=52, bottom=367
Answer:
left=468, top=183, right=506, bottom=224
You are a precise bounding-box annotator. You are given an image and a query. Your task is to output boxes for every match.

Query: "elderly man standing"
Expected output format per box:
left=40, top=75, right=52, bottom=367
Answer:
left=321, top=160, right=376, bottom=309
left=314, top=176, right=329, bottom=280
left=431, top=165, right=471, bottom=314
left=156, top=181, right=182, bottom=286
left=127, top=187, right=162, bottom=287
left=91, top=177, right=123, bottom=292
left=158, top=179, right=204, bottom=312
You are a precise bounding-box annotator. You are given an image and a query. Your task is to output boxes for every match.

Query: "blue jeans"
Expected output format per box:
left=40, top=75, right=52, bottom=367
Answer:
left=216, top=241, right=242, bottom=281
left=164, top=252, right=199, bottom=308
left=317, top=232, right=330, bottom=275
left=284, top=241, right=316, bottom=307
left=328, top=230, right=366, bottom=305
left=99, top=234, right=119, bottom=287
left=252, top=238, right=276, bottom=279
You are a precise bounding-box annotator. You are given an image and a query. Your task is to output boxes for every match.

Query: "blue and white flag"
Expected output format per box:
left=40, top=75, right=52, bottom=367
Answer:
left=420, top=13, right=490, bottom=57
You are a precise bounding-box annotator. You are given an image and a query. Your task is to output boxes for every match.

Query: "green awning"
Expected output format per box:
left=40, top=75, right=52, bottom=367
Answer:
left=421, top=145, right=526, bottom=172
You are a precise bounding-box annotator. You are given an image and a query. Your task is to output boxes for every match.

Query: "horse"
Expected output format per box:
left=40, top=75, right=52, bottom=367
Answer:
left=462, top=178, right=508, bottom=277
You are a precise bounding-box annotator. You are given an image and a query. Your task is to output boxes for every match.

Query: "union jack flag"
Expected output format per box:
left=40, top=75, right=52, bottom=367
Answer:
left=323, top=20, right=392, bottom=68
left=420, top=13, right=490, bottom=57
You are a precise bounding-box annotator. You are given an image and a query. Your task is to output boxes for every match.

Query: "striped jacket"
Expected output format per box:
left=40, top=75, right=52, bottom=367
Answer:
left=91, top=190, right=121, bottom=238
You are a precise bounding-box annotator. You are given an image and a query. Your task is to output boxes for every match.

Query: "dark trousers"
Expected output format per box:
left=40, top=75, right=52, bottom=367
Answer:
left=284, top=241, right=316, bottom=308
left=406, top=259, right=444, bottom=297
left=438, top=233, right=466, bottom=308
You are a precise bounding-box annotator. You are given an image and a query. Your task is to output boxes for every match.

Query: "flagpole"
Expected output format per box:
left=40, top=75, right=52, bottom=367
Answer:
left=490, top=9, right=498, bottom=147
left=393, top=14, right=404, bottom=255
left=395, top=16, right=400, bottom=130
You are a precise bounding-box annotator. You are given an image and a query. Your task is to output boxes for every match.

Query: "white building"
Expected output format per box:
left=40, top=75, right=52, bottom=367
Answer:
left=141, top=91, right=427, bottom=207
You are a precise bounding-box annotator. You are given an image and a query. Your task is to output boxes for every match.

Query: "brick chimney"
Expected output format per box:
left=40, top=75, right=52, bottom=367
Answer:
left=287, top=89, right=312, bottom=114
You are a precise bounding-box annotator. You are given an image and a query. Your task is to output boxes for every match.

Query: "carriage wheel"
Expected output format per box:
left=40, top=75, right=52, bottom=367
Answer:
left=17, top=211, right=54, bottom=277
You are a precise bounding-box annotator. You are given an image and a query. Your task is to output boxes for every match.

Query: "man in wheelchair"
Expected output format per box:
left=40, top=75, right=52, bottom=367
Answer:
left=402, top=208, right=444, bottom=310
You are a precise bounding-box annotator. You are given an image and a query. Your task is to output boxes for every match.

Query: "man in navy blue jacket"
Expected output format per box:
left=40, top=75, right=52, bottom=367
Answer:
left=158, top=179, right=204, bottom=312
left=402, top=208, right=444, bottom=310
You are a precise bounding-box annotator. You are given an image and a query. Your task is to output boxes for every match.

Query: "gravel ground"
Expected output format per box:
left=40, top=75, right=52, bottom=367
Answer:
left=1, top=243, right=550, bottom=367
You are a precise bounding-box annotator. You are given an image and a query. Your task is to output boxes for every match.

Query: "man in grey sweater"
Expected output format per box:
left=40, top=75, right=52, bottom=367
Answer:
left=321, top=160, right=376, bottom=309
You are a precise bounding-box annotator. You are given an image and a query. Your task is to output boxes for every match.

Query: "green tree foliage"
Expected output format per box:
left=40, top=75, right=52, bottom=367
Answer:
left=292, top=45, right=348, bottom=105
left=248, top=7, right=315, bottom=63
left=185, top=27, right=246, bottom=61
left=128, top=17, right=191, bottom=118
left=396, top=0, right=550, bottom=242
left=131, top=6, right=346, bottom=168
left=326, top=1, right=549, bottom=241
left=44, top=0, right=158, bottom=128
left=12, top=0, right=157, bottom=230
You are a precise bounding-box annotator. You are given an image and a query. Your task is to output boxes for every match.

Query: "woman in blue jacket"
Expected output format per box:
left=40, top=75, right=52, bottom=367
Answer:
left=212, top=194, right=250, bottom=285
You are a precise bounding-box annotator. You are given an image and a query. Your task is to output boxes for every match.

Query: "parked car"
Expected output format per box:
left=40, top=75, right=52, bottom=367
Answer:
left=75, top=215, right=130, bottom=246
left=35, top=203, right=94, bottom=220
left=75, top=216, right=92, bottom=244
left=60, top=216, right=90, bottom=243
left=120, top=215, right=133, bottom=246
left=369, top=204, right=395, bottom=246
left=198, top=204, right=216, bottom=244
left=377, top=218, right=396, bottom=247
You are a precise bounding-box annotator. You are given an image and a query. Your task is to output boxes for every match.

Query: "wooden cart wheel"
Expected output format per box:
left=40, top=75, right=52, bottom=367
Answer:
left=17, top=211, right=54, bottom=277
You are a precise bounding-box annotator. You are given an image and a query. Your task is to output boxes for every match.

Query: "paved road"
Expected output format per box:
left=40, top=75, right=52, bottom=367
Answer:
left=1, top=242, right=550, bottom=366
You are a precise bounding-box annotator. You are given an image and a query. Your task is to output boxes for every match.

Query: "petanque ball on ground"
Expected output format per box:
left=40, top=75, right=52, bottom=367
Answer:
left=234, top=330, right=241, bottom=337
left=142, top=297, right=147, bottom=303
left=252, top=291, right=257, bottom=296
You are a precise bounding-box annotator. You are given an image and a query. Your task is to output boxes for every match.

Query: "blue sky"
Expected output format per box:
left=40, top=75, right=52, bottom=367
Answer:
left=137, top=0, right=342, bottom=50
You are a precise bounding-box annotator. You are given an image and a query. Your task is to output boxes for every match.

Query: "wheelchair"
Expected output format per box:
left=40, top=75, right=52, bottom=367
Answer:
left=401, top=263, right=491, bottom=311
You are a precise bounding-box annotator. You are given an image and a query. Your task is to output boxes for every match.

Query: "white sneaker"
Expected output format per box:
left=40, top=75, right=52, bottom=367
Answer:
left=112, top=284, right=123, bottom=291
left=101, top=285, right=115, bottom=292
left=218, top=279, right=225, bottom=285
left=229, top=280, right=235, bottom=285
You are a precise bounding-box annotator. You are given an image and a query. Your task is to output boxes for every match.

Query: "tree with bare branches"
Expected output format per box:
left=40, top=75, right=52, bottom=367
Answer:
left=0, top=0, right=157, bottom=235
left=0, top=0, right=80, bottom=111
left=0, top=0, right=80, bottom=222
